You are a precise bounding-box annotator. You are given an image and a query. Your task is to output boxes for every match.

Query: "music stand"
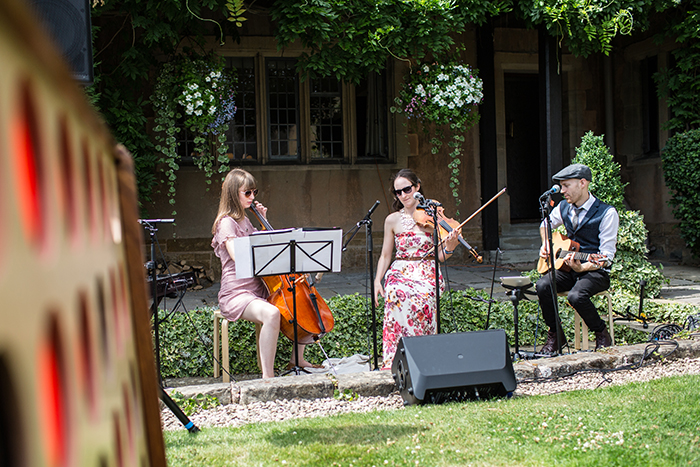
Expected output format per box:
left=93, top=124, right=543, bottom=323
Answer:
left=501, top=276, right=537, bottom=361
left=235, top=228, right=342, bottom=375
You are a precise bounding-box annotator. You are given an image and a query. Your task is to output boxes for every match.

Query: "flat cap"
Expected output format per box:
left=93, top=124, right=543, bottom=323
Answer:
left=552, top=163, right=592, bottom=182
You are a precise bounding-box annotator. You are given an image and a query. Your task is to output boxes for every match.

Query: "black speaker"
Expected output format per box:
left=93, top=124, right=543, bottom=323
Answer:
left=30, top=0, right=94, bottom=85
left=391, top=329, right=517, bottom=405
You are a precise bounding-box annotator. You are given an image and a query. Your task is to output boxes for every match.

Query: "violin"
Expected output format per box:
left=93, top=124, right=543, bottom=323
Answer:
left=411, top=188, right=508, bottom=262
left=413, top=204, right=483, bottom=263
left=249, top=203, right=335, bottom=344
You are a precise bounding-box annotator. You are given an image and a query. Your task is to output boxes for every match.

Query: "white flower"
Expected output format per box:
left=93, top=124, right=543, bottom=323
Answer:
left=423, top=65, right=429, bottom=73
left=196, top=100, right=203, bottom=107
left=194, top=109, right=202, bottom=116
left=209, top=106, right=216, bottom=115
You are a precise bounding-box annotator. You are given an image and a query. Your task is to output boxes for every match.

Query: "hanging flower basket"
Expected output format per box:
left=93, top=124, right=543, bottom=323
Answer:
left=392, top=60, right=483, bottom=214
left=151, top=53, right=237, bottom=212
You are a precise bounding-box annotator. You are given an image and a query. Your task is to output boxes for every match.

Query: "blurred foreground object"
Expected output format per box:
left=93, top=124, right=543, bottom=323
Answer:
left=0, top=0, right=165, bottom=465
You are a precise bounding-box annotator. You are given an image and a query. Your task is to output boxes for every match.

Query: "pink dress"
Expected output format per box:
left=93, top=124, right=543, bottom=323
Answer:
left=212, top=216, right=269, bottom=321
left=381, top=230, right=444, bottom=370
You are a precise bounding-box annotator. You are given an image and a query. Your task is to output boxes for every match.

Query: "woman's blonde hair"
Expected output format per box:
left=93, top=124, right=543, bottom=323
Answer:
left=211, top=168, right=257, bottom=235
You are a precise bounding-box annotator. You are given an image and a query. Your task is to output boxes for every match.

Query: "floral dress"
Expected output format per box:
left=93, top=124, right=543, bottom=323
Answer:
left=381, top=210, right=444, bottom=370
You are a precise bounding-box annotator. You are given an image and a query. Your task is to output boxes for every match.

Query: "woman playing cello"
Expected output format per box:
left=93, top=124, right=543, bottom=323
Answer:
left=211, top=168, right=315, bottom=378
left=373, top=169, right=461, bottom=370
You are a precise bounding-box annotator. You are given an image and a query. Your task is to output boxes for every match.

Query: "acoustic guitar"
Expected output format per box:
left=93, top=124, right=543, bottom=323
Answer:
left=537, top=231, right=610, bottom=273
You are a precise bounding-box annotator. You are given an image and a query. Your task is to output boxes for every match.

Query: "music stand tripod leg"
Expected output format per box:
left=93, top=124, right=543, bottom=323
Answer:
left=140, top=219, right=197, bottom=432
left=281, top=243, right=310, bottom=376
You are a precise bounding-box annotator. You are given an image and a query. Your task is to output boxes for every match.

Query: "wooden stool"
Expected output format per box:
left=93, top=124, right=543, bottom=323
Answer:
left=213, top=310, right=262, bottom=382
left=213, top=310, right=230, bottom=382
left=558, top=290, right=615, bottom=351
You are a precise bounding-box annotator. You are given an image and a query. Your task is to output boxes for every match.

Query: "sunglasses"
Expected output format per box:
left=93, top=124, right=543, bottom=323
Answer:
left=393, top=185, right=414, bottom=197
left=241, top=189, right=259, bottom=198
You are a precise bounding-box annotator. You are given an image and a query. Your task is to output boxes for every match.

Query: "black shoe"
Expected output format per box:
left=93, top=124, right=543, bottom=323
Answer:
left=595, top=328, right=612, bottom=350
left=541, top=329, right=563, bottom=355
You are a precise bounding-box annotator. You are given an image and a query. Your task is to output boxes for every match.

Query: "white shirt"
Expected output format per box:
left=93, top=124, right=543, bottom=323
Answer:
left=540, top=192, right=619, bottom=262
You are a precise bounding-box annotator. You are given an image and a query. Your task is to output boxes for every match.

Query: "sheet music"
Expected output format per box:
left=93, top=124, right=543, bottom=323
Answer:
left=233, top=228, right=342, bottom=278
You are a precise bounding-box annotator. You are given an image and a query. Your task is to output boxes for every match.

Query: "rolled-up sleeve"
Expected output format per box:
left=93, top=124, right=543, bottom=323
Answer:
left=599, top=208, right=619, bottom=262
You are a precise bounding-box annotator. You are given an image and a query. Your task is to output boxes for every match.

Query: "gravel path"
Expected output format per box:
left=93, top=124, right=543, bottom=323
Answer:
left=161, top=357, right=700, bottom=431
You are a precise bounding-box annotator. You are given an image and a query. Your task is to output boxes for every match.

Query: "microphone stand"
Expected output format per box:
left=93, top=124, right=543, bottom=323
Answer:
left=342, top=201, right=381, bottom=369
left=139, top=218, right=199, bottom=433
left=416, top=199, right=443, bottom=334
left=539, top=194, right=564, bottom=355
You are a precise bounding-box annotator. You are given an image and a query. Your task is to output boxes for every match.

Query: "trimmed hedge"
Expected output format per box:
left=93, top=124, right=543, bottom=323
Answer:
left=155, top=288, right=699, bottom=379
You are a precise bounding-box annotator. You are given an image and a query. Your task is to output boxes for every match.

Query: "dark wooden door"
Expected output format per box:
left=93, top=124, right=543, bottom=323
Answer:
left=505, top=73, right=541, bottom=222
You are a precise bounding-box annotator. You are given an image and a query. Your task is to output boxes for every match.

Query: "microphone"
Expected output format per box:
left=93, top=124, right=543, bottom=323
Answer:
left=413, top=192, right=442, bottom=207
left=360, top=200, right=381, bottom=222
left=539, top=185, right=560, bottom=199
left=138, top=218, right=175, bottom=224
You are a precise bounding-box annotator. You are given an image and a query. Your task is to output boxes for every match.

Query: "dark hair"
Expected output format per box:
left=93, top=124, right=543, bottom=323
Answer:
left=390, top=168, right=423, bottom=211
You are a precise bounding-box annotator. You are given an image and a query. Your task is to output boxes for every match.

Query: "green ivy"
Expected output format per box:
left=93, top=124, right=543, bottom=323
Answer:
left=654, top=0, right=700, bottom=132
left=516, top=0, right=674, bottom=57
left=89, top=1, right=685, bottom=205
left=270, top=0, right=479, bottom=85
left=661, top=129, right=700, bottom=259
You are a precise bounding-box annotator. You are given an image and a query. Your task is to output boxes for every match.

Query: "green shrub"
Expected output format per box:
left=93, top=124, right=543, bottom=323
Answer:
left=572, top=132, right=667, bottom=297
left=661, top=129, right=700, bottom=259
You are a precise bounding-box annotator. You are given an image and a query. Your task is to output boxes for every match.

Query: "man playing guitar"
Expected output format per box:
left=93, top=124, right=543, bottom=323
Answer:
left=536, top=163, right=619, bottom=354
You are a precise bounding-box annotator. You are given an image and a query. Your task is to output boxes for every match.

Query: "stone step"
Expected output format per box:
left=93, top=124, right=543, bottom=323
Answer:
left=490, top=249, right=539, bottom=268
left=501, top=222, right=540, bottom=237
left=500, top=235, right=541, bottom=250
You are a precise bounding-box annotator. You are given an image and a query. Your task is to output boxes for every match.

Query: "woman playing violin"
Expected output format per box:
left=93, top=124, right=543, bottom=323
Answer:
left=211, top=168, right=315, bottom=378
left=373, top=169, right=460, bottom=370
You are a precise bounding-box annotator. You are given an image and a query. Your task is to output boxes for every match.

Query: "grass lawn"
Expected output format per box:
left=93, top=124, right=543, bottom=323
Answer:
left=165, top=374, right=700, bottom=466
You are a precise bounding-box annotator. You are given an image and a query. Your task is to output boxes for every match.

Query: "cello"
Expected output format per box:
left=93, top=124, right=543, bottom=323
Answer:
left=249, top=204, right=335, bottom=344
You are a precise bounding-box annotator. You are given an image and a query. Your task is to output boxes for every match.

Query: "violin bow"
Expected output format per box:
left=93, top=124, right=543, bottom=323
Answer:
left=428, top=187, right=507, bottom=257
left=455, top=187, right=507, bottom=231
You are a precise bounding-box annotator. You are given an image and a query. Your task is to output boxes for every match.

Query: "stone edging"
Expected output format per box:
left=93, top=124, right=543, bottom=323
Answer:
left=166, top=339, right=700, bottom=406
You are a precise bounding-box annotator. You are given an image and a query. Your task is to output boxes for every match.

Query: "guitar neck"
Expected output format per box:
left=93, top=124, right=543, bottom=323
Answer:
left=556, top=250, right=609, bottom=266
left=556, top=250, right=590, bottom=261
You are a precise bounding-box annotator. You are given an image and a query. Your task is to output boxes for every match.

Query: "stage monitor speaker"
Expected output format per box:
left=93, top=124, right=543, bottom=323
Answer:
left=29, top=0, right=94, bottom=85
left=392, top=329, right=517, bottom=405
